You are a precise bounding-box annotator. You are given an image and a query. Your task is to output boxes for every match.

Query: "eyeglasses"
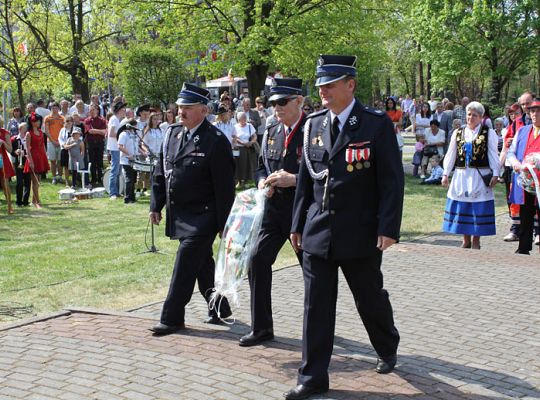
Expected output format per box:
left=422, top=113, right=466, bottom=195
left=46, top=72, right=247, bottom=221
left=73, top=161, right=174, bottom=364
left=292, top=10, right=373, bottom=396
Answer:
left=303, top=107, right=312, bottom=111
left=270, top=96, right=297, bottom=107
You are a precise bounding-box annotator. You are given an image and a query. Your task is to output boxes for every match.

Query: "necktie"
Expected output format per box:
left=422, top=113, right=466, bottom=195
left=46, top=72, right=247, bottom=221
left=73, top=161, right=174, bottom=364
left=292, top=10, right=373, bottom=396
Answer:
left=331, top=117, right=340, bottom=146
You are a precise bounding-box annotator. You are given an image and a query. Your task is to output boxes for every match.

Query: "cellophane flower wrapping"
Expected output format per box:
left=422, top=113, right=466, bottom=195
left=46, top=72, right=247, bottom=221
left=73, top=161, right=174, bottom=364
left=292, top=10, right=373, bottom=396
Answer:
left=517, top=152, right=540, bottom=198
left=212, top=188, right=268, bottom=312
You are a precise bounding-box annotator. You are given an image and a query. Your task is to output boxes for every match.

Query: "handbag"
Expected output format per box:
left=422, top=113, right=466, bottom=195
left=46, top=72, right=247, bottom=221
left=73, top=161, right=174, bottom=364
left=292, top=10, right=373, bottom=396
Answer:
left=423, top=145, right=438, bottom=157
left=476, top=167, right=493, bottom=187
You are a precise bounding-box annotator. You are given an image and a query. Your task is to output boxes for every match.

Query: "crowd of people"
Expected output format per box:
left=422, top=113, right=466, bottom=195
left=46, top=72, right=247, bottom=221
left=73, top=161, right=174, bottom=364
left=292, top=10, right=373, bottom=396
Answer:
left=0, top=52, right=539, bottom=400
left=381, top=90, right=540, bottom=252
left=0, top=86, right=539, bottom=254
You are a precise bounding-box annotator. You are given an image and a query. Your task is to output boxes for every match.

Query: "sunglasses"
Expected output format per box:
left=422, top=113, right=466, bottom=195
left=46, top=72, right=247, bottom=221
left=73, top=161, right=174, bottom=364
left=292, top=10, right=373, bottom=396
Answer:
left=270, top=96, right=297, bottom=107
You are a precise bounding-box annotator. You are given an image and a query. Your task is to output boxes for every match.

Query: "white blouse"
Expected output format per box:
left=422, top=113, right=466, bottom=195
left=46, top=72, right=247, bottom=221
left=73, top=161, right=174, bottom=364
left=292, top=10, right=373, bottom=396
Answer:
left=234, top=123, right=255, bottom=146
left=443, top=125, right=500, bottom=202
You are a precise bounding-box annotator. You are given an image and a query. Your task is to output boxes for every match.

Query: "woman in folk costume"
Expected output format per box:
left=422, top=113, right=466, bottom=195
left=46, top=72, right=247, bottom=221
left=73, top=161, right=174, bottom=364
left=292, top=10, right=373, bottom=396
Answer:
left=0, top=124, right=15, bottom=214
left=442, top=101, right=499, bottom=249
left=24, top=112, right=50, bottom=208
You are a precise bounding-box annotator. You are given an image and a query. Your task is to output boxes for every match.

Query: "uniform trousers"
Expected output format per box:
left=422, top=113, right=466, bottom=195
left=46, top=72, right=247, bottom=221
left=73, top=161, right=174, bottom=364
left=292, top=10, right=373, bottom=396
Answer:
left=161, top=234, right=231, bottom=325
left=518, top=191, right=540, bottom=253
left=298, top=251, right=399, bottom=389
left=122, top=164, right=137, bottom=203
left=249, top=219, right=302, bottom=331
left=15, top=167, right=31, bottom=206
left=87, top=140, right=104, bottom=184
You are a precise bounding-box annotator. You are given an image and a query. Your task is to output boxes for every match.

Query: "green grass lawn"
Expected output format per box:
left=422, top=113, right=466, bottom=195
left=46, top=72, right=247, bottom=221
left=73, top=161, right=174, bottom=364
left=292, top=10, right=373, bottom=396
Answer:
left=0, top=172, right=508, bottom=322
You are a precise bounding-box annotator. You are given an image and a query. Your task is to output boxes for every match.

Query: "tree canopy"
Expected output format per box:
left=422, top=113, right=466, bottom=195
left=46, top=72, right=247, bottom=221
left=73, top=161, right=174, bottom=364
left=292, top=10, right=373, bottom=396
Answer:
left=0, top=0, right=538, bottom=108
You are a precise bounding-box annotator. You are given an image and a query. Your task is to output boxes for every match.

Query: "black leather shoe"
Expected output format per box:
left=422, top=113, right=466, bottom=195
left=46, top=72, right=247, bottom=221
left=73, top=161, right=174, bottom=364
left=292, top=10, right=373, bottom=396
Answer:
left=515, top=249, right=530, bottom=255
left=204, top=315, right=225, bottom=324
left=283, top=384, right=328, bottom=400
left=239, top=329, right=274, bottom=347
left=149, top=322, right=185, bottom=335
left=376, top=354, right=397, bottom=374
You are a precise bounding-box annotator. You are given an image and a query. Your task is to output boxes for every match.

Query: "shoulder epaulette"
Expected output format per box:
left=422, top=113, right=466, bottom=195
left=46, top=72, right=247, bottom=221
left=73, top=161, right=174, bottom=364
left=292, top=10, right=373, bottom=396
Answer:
left=305, top=109, right=328, bottom=119
left=363, top=106, right=385, bottom=117
left=266, top=120, right=280, bottom=130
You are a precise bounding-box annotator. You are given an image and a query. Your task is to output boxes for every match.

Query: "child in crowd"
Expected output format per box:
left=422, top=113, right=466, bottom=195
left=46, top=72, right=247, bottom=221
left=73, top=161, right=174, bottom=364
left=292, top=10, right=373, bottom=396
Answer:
left=11, top=123, right=31, bottom=207
left=412, top=136, right=424, bottom=177
left=64, top=128, right=85, bottom=188
left=59, top=116, right=74, bottom=186
left=420, top=155, right=444, bottom=185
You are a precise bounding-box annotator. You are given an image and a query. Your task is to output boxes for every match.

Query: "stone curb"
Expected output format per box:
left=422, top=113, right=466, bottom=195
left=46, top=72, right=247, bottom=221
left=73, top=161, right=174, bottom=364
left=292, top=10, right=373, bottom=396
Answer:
left=64, top=307, right=156, bottom=321
left=0, top=310, right=71, bottom=332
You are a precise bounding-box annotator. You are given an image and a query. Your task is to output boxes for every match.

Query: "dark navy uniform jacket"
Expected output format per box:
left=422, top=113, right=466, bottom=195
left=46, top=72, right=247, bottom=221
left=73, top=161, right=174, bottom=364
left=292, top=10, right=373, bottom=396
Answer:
left=151, top=119, right=235, bottom=240
left=291, top=100, right=404, bottom=259
left=255, top=115, right=305, bottom=230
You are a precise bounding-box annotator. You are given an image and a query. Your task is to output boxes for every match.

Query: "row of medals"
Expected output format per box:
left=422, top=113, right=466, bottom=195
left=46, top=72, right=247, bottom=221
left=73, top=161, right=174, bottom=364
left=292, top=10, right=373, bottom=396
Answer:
left=347, top=160, right=370, bottom=172
left=311, top=134, right=371, bottom=172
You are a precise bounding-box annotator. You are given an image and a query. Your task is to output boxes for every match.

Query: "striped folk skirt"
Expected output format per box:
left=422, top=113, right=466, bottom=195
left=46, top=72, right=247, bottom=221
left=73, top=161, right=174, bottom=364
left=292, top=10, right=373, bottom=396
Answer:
left=442, top=199, right=496, bottom=236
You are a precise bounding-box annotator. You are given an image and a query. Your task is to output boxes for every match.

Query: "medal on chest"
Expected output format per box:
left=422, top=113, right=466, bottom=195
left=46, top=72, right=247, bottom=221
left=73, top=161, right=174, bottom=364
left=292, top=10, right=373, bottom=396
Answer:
left=346, top=148, right=354, bottom=172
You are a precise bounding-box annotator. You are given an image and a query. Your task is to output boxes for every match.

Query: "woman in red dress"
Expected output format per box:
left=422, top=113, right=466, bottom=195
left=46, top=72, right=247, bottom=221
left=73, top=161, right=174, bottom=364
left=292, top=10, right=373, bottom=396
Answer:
left=0, top=126, right=15, bottom=214
left=23, top=113, right=49, bottom=208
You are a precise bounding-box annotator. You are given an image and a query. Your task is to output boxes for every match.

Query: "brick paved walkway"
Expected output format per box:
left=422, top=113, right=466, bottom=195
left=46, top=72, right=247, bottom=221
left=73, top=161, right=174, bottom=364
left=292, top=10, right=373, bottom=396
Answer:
left=1, top=220, right=539, bottom=399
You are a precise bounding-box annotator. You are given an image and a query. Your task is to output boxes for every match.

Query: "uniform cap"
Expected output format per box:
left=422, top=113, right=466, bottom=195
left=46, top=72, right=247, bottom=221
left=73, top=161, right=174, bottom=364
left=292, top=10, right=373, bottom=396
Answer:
left=176, top=83, right=210, bottom=106
left=315, top=54, right=357, bottom=86
left=268, top=78, right=303, bottom=101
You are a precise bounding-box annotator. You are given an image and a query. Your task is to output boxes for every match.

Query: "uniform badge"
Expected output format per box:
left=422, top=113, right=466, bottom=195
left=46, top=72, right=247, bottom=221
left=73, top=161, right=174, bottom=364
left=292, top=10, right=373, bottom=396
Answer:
left=312, top=137, right=318, bottom=145
left=322, top=117, right=328, bottom=128
left=193, top=135, right=200, bottom=144
left=348, top=116, right=357, bottom=126
left=176, top=132, right=183, bottom=139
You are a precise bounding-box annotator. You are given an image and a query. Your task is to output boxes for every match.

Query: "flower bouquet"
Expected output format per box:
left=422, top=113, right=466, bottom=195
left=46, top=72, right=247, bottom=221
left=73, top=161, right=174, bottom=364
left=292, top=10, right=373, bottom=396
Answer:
left=517, top=152, right=540, bottom=199
left=212, top=188, right=268, bottom=313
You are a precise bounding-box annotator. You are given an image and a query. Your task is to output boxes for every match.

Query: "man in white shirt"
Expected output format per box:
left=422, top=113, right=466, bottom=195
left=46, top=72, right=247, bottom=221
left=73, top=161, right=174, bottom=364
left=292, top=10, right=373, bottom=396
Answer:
left=106, top=102, right=127, bottom=199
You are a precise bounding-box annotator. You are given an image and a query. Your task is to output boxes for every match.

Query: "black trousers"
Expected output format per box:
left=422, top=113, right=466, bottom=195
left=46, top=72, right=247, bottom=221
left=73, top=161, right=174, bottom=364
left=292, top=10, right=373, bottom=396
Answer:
left=122, top=165, right=137, bottom=203
left=298, top=251, right=399, bottom=389
left=15, top=167, right=31, bottom=206
left=518, top=191, right=540, bottom=253
left=87, top=140, right=104, bottom=184
left=161, top=234, right=231, bottom=325
left=249, top=223, right=302, bottom=331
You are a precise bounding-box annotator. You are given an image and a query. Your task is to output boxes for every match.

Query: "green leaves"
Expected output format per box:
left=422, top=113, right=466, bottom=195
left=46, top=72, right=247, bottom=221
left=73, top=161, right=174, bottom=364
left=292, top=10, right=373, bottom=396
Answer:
left=121, top=44, right=188, bottom=107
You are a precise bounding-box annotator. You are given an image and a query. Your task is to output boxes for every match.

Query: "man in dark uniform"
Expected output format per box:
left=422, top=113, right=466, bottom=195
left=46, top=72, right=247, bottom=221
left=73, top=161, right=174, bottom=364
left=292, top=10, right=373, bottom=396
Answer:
left=285, top=55, right=404, bottom=400
left=149, top=83, right=235, bottom=335
left=238, top=78, right=305, bottom=347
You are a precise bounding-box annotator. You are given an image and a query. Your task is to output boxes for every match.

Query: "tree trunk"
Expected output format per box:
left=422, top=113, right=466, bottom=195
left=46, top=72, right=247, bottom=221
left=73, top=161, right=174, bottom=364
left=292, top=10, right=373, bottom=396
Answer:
left=245, top=63, right=268, bottom=107
left=537, top=27, right=540, bottom=97
left=16, top=77, right=25, bottom=111
left=385, top=76, right=391, bottom=98
left=417, top=43, right=424, bottom=97
left=426, top=63, right=432, bottom=98
left=411, top=64, right=416, bottom=99
left=70, top=61, right=90, bottom=101
left=373, top=75, right=381, bottom=104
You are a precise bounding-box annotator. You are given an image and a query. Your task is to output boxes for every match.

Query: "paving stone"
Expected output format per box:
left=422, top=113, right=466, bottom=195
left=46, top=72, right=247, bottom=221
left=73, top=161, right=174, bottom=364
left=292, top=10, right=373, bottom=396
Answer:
left=1, top=219, right=539, bottom=399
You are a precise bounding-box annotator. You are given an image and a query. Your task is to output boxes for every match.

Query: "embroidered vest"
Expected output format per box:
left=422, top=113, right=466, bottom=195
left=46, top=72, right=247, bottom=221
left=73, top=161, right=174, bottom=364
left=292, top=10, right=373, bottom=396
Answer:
left=455, top=125, right=489, bottom=168
left=524, top=126, right=540, bottom=158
